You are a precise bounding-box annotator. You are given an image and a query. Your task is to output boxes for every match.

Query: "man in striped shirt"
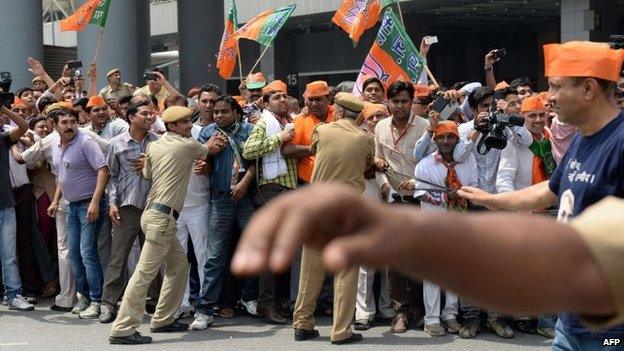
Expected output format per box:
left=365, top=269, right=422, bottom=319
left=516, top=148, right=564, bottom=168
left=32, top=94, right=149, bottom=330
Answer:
left=243, top=80, right=296, bottom=324
left=100, top=101, right=160, bottom=323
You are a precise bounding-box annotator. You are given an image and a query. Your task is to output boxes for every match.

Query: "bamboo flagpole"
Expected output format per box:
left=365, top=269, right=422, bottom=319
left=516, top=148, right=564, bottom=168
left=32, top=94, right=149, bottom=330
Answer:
left=92, top=30, right=104, bottom=65
left=237, top=42, right=244, bottom=79
left=247, top=44, right=271, bottom=77
left=394, top=0, right=440, bottom=87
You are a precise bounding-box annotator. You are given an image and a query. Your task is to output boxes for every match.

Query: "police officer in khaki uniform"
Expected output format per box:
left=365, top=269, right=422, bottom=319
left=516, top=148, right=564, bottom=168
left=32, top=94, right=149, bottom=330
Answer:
left=293, top=93, right=375, bottom=345
left=99, top=68, right=136, bottom=102
left=109, top=106, right=226, bottom=345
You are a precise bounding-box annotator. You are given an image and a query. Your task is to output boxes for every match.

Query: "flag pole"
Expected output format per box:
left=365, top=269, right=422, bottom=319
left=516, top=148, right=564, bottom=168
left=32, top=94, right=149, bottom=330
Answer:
left=92, top=30, right=104, bottom=65
left=395, top=0, right=439, bottom=87
left=237, top=41, right=244, bottom=80
left=248, top=44, right=271, bottom=77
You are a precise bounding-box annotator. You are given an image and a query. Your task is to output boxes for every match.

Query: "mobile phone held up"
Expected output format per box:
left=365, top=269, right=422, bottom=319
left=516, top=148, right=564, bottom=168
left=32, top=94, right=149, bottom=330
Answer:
left=493, top=48, right=507, bottom=60
left=432, top=96, right=459, bottom=121
left=424, top=36, right=438, bottom=45
left=67, top=60, right=83, bottom=70
left=143, top=71, right=157, bottom=81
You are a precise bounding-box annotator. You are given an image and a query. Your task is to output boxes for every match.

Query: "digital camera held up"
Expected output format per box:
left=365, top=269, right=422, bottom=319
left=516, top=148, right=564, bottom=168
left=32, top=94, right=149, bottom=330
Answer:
left=477, top=103, right=525, bottom=154
left=0, top=72, right=14, bottom=109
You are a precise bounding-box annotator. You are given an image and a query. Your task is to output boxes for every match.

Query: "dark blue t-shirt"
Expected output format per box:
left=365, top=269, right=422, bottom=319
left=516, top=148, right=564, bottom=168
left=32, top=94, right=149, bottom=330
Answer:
left=549, top=112, right=624, bottom=338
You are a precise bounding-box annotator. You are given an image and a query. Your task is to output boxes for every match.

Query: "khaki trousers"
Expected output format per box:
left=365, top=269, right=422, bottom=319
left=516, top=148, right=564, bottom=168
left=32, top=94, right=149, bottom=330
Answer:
left=110, top=209, right=188, bottom=337
left=293, top=245, right=358, bottom=342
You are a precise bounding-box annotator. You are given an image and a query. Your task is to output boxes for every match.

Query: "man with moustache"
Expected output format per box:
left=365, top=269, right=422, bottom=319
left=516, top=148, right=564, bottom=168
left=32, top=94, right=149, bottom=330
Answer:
left=109, top=106, right=225, bottom=344
left=99, top=68, right=136, bottom=102
left=48, top=107, right=110, bottom=320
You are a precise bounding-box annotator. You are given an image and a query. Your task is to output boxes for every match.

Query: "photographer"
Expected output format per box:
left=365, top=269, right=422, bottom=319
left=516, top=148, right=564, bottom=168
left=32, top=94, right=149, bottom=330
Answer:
left=457, top=87, right=532, bottom=194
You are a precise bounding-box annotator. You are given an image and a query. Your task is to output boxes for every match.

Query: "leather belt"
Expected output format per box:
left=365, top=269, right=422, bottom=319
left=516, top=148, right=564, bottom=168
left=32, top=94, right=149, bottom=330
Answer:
left=147, top=203, right=180, bottom=220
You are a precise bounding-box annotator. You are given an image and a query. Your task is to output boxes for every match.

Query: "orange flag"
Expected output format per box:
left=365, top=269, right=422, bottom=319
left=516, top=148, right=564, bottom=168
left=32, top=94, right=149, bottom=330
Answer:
left=217, top=1, right=239, bottom=79
left=60, top=0, right=101, bottom=32
left=332, top=0, right=383, bottom=45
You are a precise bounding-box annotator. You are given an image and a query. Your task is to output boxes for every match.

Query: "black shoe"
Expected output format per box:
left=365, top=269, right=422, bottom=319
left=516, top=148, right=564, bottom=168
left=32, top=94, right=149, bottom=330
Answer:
left=150, top=320, right=189, bottom=333
left=145, top=303, right=156, bottom=314
left=294, top=329, right=320, bottom=341
left=109, top=332, right=153, bottom=345
left=332, top=333, right=363, bottom=345
left=50, top=304, right=73, bottom=312
left=354, top=319, right=371, bottom=331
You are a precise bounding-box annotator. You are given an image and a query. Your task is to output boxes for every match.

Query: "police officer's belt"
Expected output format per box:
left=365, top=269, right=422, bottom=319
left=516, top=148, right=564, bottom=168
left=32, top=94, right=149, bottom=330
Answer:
left=147, top=203, right=180, bottom=220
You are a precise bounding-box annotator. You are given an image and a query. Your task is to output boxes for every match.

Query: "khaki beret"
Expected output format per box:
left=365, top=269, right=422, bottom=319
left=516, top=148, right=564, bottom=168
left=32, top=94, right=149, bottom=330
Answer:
left=161, top=106, right=193, bottom=123
left=32, top=76, right=45, bottom=84
left=44, top=102, right=73, bottom=115
left=334, top=92, right=364, bottom=113
left=106, top=68, right=120, bottom=78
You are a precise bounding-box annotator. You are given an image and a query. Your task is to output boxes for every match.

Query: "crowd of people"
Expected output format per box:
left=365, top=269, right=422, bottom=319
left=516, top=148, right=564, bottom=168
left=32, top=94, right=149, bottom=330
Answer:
left=0, top=36, right=623, bottom=349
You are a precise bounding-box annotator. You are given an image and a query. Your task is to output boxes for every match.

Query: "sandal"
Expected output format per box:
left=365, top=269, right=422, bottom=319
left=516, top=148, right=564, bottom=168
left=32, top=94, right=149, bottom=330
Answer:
left=354, top=319, right=371, bottom=331
left=218, top=307, right=235, bottom=318
left=42, top=279, right=59, bottom=298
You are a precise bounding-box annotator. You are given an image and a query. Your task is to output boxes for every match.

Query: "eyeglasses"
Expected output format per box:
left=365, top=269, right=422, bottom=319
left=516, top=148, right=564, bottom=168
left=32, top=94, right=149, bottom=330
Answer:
left=518, top=89, right=533, bottom=95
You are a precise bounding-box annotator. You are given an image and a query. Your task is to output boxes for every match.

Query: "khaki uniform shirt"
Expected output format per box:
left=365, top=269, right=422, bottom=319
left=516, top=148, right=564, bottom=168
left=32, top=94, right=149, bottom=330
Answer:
left=143, top=133, right=209, bottom=213
left=374, top=115, right=429, bottom=196
left=311, top=118, right=375, bottom=194
left=570, top=196, right=624, bottom=329
left=99, top=83, right=135, bottom=101
left=133, top=85, right=170, bottom=107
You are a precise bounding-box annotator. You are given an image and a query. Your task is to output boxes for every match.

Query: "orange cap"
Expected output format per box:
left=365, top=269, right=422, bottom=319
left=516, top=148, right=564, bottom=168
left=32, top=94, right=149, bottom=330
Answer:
left=86, top=96, right=107, bottom=109
left=246, top=72, right=267, bottom=90
left=544, top=41, right=624, bottom=82
left=233, top=95, right=246, bottom=107
left=521, top=96, right=546, bottom=113
left=413, top=84, right=431, bottom=98
left=434, top=121, right=459, bottom=138
left=494, top=81, right=510, bottom=91
left=11, top=97, right=26, bottom=109
left=262, top=80, right=287, bottom=95
left=362, top=103, right=388, bottom=120
left=303, top=81, right=329, bottom=98
left=536, top=91, right=550, bottom=104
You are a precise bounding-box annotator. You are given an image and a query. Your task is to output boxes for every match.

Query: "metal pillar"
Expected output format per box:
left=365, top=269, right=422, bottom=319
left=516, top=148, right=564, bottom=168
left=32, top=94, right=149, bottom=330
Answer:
left=178, top=0, right=225, bottom=93
left=0, top=2, right=44, bottom=89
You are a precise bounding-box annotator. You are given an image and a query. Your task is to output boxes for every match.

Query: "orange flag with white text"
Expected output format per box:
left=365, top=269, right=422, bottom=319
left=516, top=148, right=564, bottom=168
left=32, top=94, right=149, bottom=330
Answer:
left=60, top=0, right=101, bottom=32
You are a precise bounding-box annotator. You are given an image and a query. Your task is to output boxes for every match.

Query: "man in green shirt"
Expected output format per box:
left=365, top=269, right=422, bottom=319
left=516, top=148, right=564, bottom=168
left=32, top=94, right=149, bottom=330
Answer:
left=243, top=80, right=296, bottom=324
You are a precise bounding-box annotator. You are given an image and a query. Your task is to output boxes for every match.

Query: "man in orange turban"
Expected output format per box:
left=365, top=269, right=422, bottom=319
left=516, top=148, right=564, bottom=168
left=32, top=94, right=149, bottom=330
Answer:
left=461, top=41, right=624, bottom=349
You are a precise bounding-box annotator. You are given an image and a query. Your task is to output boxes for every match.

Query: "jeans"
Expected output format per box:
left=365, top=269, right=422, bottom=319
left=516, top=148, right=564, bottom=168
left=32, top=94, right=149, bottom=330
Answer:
left=552, top=319, right=620, bottom=351
left=196, top=192, right=255, bottom=316
left=0, top=207, right=22, bottom=301
left=67, top=199, right=106, bottom=302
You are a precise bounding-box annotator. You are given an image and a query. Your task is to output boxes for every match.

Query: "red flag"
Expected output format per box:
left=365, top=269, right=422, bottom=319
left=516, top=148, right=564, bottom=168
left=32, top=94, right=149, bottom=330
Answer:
left=60, top=0, right=101, bottom=32
left=332, top=0, right=382, bottom=44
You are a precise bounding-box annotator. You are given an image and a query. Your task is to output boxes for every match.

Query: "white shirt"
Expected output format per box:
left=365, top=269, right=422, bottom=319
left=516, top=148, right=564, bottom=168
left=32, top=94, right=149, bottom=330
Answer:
left=414, top=150, right=478, bottom=212
left=496, top=141, right=534, bottom=193
left=87, top=118, right=129, bottom=140
left=182, top=125, right=210, bottom=207
left=3, top=126, right=30, bottom=188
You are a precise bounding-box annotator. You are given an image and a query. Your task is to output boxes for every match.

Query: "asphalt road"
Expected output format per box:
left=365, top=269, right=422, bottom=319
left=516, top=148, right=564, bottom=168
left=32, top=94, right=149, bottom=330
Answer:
left=0, top=300, right=553, bottom=351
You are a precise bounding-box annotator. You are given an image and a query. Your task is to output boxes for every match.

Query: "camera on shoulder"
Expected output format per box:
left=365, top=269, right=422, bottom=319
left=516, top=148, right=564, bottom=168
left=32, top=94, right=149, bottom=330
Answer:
left=477, top=103, right=524, bottom=154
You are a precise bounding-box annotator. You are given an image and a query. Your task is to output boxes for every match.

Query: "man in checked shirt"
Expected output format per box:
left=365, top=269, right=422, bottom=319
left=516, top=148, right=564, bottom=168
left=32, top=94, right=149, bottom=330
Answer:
left=99, top=101, right=160, bottom=323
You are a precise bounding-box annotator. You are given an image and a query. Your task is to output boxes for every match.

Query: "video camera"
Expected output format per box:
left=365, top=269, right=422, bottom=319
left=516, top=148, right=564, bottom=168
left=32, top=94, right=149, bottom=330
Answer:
left=0, top=72, right=14, bottom=109
left=609, top=35, right=624, bottom=50
left=477, top=103, right=525, bottom=154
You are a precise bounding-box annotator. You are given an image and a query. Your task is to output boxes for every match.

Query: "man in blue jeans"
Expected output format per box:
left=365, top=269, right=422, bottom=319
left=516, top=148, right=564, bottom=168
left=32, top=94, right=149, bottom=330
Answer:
left=190, top=95, right=256, bottom=330
left=0, top=104, right=35, bottom=311
left=47, top=107, right=109, bottom=319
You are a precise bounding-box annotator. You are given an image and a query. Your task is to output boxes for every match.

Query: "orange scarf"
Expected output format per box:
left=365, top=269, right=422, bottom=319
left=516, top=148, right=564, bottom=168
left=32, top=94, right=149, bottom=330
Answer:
left=530, top=129, right=555, bottom=185
left=437, top=154, right=468, bottom=211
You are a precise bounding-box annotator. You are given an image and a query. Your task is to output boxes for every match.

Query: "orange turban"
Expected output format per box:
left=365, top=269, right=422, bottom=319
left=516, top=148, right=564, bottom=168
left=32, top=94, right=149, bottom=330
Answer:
left=233, top=95, right=246, bottom=107
left=544, top=41, right=624, bottom=82
left=262, top=80, right=287, bottom=95
left=413, top=84, right=431, bottom=98
left=246, top=72, right=267, bottom=90
left=362, top=103, right=388, bottom=120
left=11, top=97, right=26, bottom=109
left=536, top=91, right=550, bottom=104
left=521, top=96, right=546, bottom=113
left=434, top=121, right=459, bottom=138
left=303, top=81, right=329, bottom=98
left=86, top=96, right=107, bottom=109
